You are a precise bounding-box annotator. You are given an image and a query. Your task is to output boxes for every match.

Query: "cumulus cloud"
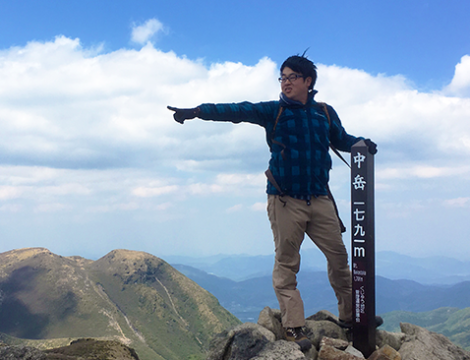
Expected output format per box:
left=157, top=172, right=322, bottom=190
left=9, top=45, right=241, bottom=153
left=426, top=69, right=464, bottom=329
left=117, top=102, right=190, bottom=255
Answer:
left=443, top=55, right=470, bottom=97
left=131, top=18, right=166, bottom=44
left=0, top=36, right=277, bottom=171
left=1, top=36, right=470, bottom=260
left=1, top=38, right=469, bottom=173
left=1, top=37, right=469, bottom=193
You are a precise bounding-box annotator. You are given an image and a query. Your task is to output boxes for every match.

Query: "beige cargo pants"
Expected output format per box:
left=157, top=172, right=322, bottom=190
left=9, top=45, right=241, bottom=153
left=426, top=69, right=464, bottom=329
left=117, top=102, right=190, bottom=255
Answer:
left=267, top=194, right=352, bottom=328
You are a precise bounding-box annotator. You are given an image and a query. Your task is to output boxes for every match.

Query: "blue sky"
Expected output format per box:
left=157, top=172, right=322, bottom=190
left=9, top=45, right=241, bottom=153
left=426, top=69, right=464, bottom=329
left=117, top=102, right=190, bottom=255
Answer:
left=0, top=0, right=469, bottom=261
left=2, top=0, right=469, bottom=87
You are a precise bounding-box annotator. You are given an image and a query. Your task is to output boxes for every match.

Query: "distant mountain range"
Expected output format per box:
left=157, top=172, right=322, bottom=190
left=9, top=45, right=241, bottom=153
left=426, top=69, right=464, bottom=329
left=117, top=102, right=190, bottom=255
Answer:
left=173, top=264, right=470, bottom=323
left=166, top=249, right=470, bottom=284
left=0, top=248, right=240, bottom=360
left=166, top=250, right=470, bottom=325
left=170, top=256, right=470, bottom=351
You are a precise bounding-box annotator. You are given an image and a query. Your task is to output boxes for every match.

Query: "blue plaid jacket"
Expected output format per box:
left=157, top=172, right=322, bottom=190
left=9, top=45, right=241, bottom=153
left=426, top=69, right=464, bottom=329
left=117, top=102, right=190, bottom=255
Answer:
left=198, top=94, right=361, bottom=196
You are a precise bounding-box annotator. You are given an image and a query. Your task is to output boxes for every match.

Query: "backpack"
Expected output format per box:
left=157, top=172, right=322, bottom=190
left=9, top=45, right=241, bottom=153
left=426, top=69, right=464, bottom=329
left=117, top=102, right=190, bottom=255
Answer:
left=264, top=103, right=348, bottom=232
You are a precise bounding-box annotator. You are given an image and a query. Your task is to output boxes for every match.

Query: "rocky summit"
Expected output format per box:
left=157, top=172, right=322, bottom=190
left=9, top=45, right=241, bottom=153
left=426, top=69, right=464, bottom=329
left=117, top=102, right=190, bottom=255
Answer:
left=207, top=307, right=470, bottom=360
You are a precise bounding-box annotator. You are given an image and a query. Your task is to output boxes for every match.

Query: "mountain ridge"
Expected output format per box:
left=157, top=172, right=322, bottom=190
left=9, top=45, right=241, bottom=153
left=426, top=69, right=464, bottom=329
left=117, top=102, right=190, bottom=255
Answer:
left=0, top=247, right=241, bottom=360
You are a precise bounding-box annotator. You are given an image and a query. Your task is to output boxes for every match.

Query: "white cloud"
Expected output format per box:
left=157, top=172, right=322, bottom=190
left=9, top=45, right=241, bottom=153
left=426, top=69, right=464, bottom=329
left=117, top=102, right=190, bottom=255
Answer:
left=443, top=55, right=470, bottom=97
left=226, top=204, right=242, bottom=213
left=1, top=38, right=469, bottom=183
left=0, top=36, right=277, bottom=171
left=251, top=202, right=267, bottom=211
left=0, top=204, right=22, bottom=212
left=1, top=37, right=468, bottom=172
left=185, top=173, right=266, bottom=196
left=132, top=185, right=179, bottom=197
left=1, top=38, right=469, bottom=198
left=444, top=197, right=470, bottom=207
left=34, top=202, right=70, bottom=213
left=377, top=165, right=470, bottom=180
left=316, top=64, right=470, bottom=164
left=187, top=183, right=224, bottom=195
left=156, top=202, right=172, bottom=211
left=181, top=173, right=266, bottom=197
left=0, top=186, right=23, bottom=200
left=215, top=173, right=265, bottom=187
left=88, top=202, right=140, bottom=213
left=1, top=35, right=470, bottom=259
left=131, top=19, right=166, bottom=44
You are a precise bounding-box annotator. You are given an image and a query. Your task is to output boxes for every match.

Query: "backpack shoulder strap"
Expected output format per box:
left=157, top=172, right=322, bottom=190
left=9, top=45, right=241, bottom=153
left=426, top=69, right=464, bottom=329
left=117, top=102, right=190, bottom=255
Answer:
left=265, top=106, right=286, bottom=197
left=269, top=106, right=287, bottom=160
left=272, top=106, right=284, bottom=134
left=318, top=102, right=348, bottom=232
left=318, top=102, right=351, bottom=169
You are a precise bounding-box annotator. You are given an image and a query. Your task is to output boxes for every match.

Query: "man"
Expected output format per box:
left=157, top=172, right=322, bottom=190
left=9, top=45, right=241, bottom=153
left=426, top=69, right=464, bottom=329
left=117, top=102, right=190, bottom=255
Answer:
left=168, top=55, right=377, bottom=352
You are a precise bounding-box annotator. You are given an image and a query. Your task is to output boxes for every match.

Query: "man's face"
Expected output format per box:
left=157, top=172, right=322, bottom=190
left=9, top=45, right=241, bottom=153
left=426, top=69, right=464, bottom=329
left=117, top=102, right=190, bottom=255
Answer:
left=280, top=67, right=312, bottom=104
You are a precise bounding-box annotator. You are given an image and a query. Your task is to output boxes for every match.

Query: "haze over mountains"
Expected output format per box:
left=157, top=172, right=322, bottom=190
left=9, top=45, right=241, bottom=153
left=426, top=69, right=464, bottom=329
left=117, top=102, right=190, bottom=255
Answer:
left=166, top=249, right=470, bottom=284
left=167, top=249, right=470, bottom=326
left=172, top=264, right=470, bottom=323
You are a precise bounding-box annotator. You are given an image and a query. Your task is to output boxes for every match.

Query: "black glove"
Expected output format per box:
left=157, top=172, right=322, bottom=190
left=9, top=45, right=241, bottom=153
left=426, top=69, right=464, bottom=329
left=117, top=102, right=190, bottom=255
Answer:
left=167, top=106, right=200, bottom=124
left=364, top=139, right=378, bottom=155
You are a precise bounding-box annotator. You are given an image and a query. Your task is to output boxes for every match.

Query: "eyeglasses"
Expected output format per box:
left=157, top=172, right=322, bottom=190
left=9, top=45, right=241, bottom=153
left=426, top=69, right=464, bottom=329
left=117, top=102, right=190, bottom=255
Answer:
left=278, top=74, right=304, bottom=83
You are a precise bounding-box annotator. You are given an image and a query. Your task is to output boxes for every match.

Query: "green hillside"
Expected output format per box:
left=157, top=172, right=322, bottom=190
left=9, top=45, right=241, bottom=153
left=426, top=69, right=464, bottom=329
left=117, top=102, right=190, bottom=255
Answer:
left=382, top=307, right=470, bottom=351
left=0, top=248, right=241, bottom=360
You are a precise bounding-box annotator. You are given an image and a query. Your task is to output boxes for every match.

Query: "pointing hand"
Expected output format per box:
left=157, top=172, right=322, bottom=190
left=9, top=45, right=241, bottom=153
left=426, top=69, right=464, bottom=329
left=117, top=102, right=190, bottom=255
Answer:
left=167, top=106, right=200, bottom=124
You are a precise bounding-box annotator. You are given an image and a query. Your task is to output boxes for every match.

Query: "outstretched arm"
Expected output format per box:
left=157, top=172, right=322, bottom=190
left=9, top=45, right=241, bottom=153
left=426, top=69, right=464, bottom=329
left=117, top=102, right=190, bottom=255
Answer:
left=168, top=101, right=278, bottom=127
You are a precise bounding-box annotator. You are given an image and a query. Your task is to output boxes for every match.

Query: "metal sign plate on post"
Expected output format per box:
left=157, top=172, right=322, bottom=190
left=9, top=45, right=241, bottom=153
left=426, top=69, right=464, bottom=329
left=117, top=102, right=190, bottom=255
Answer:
left=351, top=140, right=376, bottom=357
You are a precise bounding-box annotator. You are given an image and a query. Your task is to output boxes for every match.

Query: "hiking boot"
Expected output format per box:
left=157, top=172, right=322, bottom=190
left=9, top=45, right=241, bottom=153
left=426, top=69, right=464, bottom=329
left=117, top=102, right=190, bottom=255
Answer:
left=285, top=327, right=312, bottom=351
left=338, top=316, right=384, bottom=329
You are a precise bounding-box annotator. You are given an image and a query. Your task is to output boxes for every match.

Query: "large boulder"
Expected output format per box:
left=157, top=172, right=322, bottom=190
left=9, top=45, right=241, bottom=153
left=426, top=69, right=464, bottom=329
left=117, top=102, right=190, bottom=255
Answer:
left=317, top=337, right=364, bottom=359
left=44, top=338, right=140, bottom=359
left=251, top=341, right=307, bottom=360
left=399, top=323, right=470, bottom=360
left=375, top=330, right=406, bottom=351
left=207, top=322, right=275, bottom=360
left=304, top=320, right=348, bottom=349
left=368, top=344, right=401, bottom=360
left=317, top=345, right=364, bottom=360
left=257, top=307, right=284, bottom=340
left=306, top=310, right=340, bottom=323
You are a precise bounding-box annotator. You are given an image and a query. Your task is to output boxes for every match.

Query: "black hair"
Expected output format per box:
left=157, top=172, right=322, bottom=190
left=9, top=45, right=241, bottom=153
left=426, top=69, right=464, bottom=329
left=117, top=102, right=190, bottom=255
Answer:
left=280, top=53, right=317, bottom=90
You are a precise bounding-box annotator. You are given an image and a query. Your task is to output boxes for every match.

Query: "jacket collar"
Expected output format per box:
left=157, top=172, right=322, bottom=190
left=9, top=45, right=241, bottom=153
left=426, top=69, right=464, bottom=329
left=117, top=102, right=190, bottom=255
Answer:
left=279, top=90, right=318, bottom=107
